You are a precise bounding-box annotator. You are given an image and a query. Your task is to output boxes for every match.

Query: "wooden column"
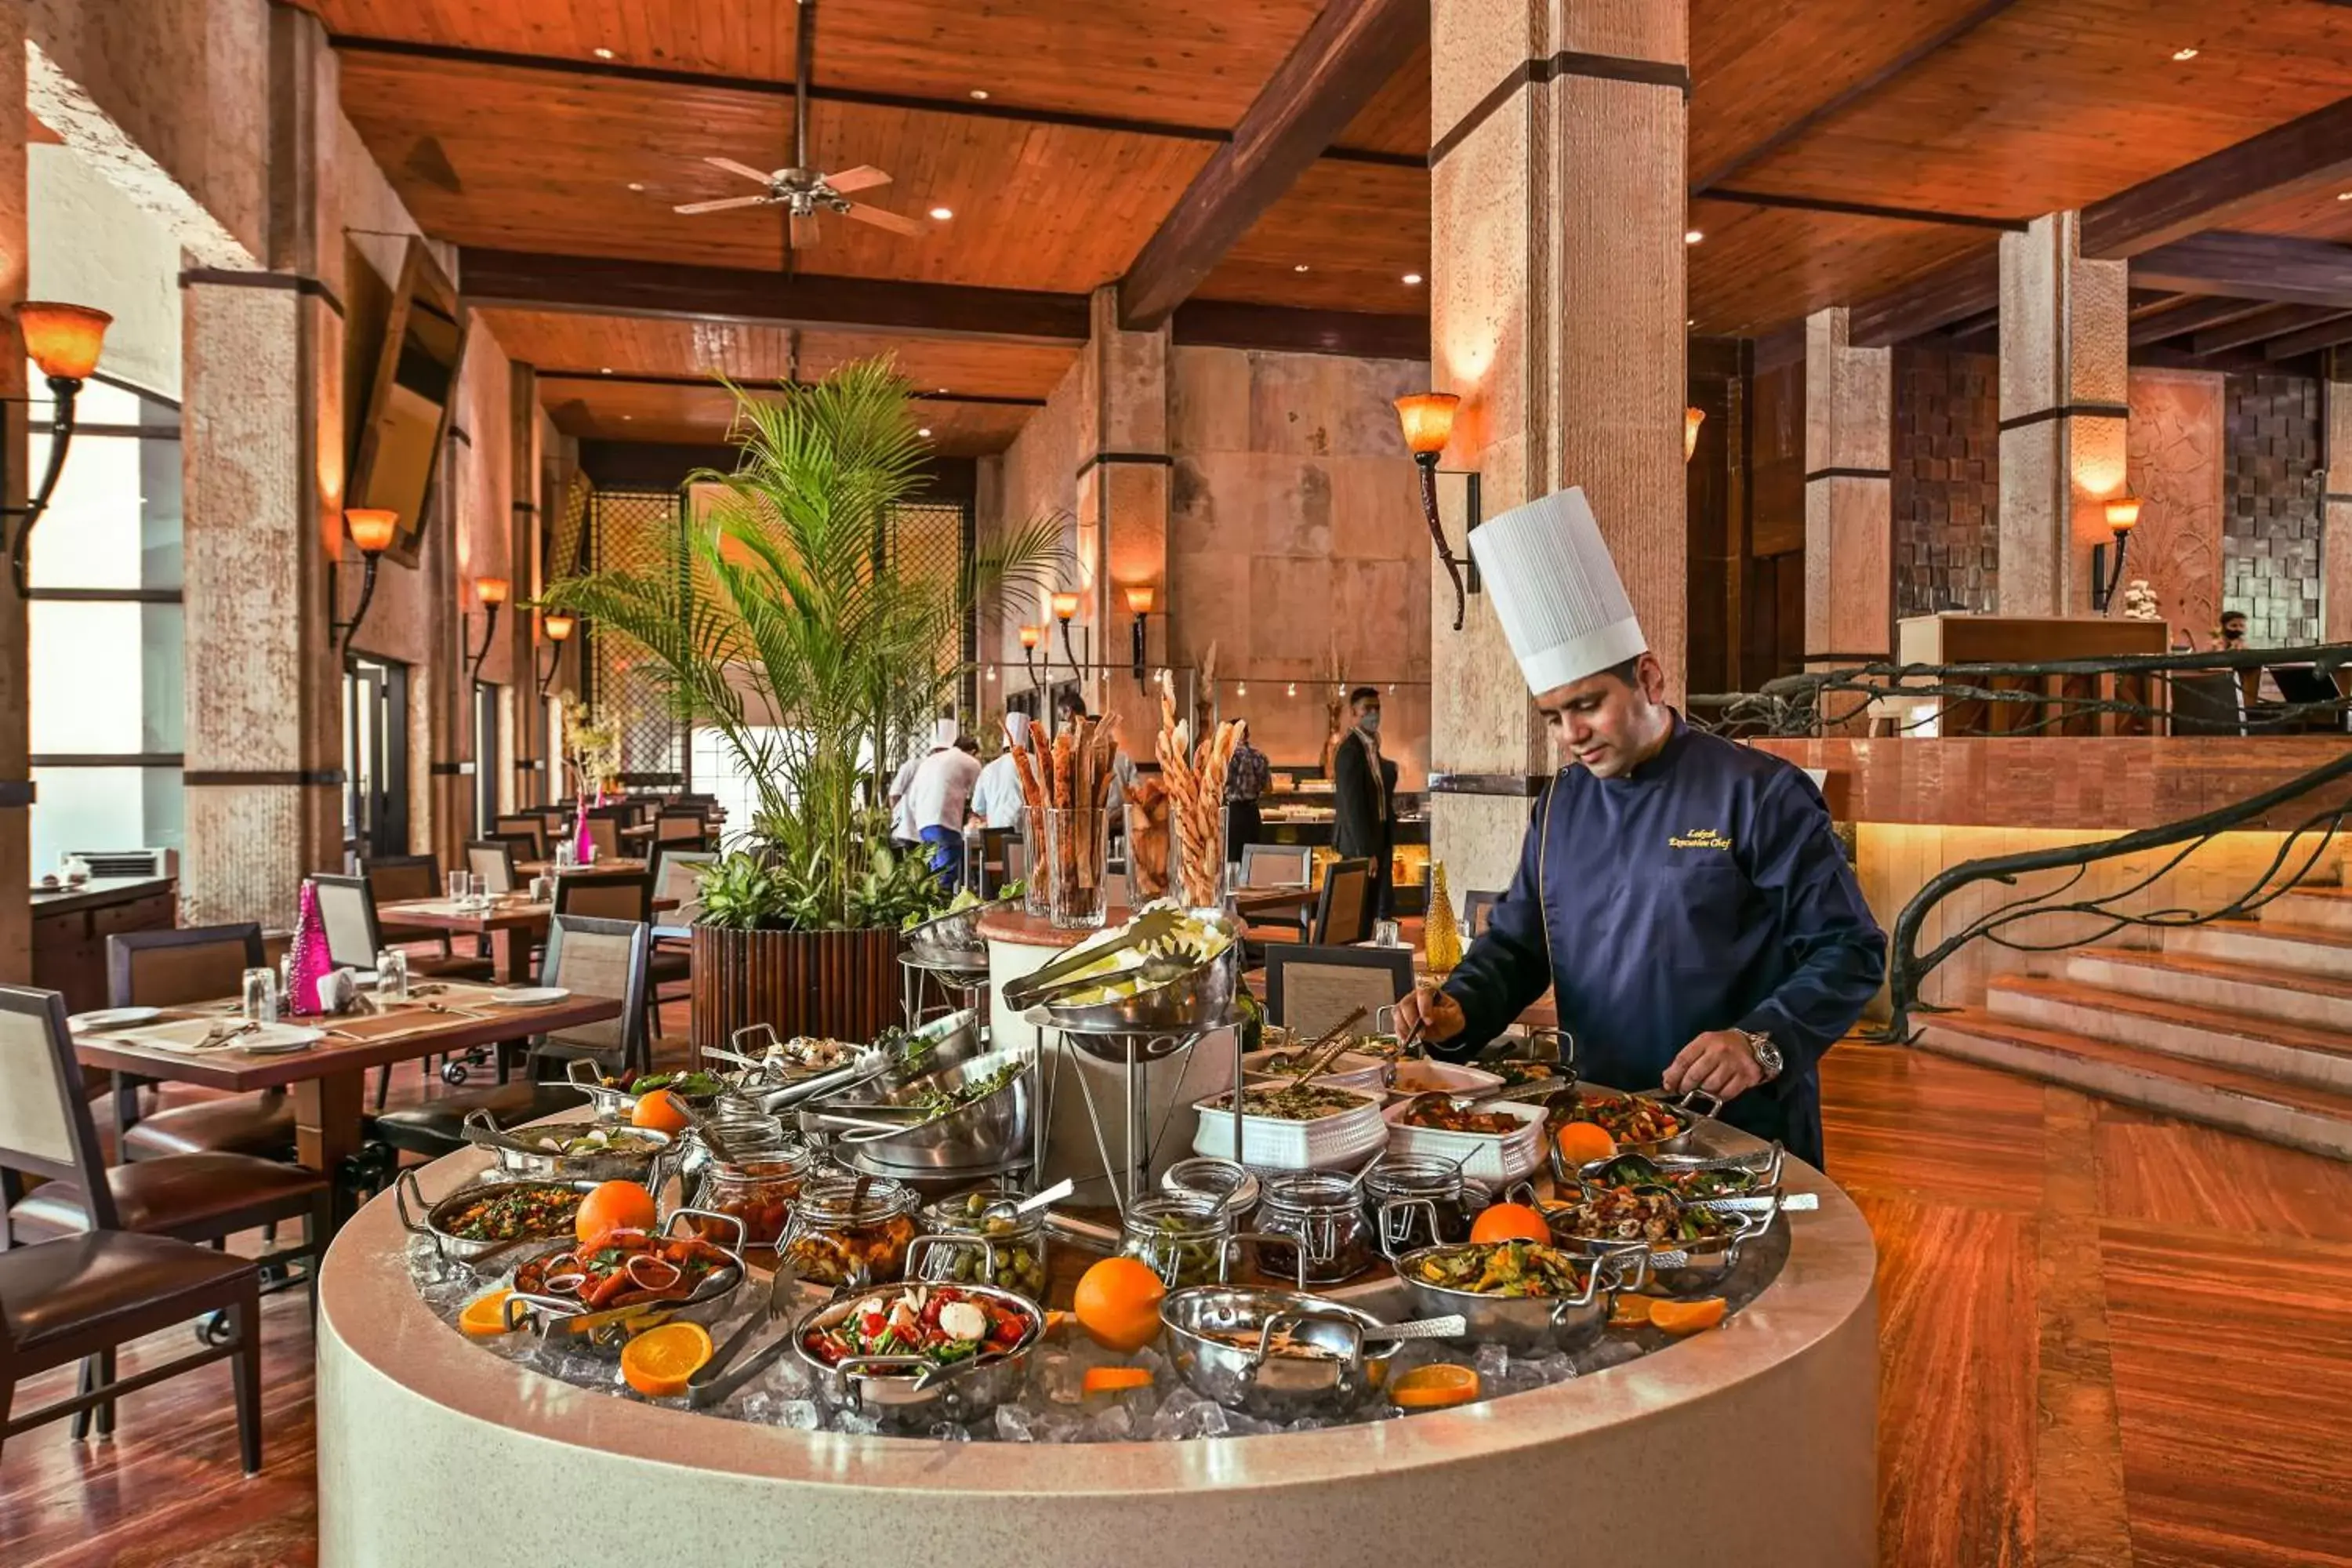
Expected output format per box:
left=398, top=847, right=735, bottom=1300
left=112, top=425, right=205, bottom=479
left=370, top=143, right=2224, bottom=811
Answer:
left=1428, top=0, right=1690, bottom=891
left=1074, top=285, right=1170, bottom=719
left=1804, top=307, right=1893, bottom=715
left=2325, top=350, right=2352, bottom=642
left=1998, top=212, right=2130, bottom=617
left=180, top=5, right=345, bottom=924
left=510, top=362, right=541, bottom=807
left=0, top=8, right=28, bottom=981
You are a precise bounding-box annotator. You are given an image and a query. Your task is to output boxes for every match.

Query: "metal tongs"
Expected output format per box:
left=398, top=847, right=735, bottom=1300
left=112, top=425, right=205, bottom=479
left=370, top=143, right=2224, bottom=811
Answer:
left=459, top=1106, right=548, bottom=1158
left=1001, top=906, right=1184, bottom=1010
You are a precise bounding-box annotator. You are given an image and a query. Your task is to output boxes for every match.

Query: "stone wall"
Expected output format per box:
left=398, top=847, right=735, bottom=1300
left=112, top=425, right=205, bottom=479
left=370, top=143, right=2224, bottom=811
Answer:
left=1890, top=346, right=1999, bottom=617
left=28, top=143, right=180, bottom=396
left=2222, top=372, right=2324, bottom=645
left=2124, top=368, right=2223, bottom=645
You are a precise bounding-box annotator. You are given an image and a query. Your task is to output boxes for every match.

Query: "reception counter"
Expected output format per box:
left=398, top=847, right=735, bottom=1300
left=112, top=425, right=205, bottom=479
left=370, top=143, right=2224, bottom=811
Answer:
left=316, top=1143, right=1879, bottom=1568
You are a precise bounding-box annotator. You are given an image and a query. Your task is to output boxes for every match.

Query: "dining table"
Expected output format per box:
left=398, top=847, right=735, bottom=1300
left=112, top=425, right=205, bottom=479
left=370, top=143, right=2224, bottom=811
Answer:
left=379, top=895, right=554, bottom=983
left=71, top=982, right=625, bottom=1228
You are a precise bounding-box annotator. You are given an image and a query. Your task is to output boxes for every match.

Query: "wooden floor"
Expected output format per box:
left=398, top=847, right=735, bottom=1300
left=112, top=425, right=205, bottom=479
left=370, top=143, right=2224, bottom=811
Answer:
left=5, top=1033, right=2350, bottom=1566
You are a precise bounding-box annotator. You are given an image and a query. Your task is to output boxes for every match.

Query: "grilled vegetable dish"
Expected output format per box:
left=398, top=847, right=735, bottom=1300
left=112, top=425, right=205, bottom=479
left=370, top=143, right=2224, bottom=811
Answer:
left=1547, top=1186, right=1741, bottom=1247
left=800, top=1283, right=1030, bottom=1370
left=1593, top=1157, right=1759, bottom=1200
left=1202, top=1083, right=1376, bottom=1123
left=513, top=1230, right=736, bottom=1312
left=1556, top=1093, right=1686, bottom=1145
left=1490, top=1060, right=1565, bottom=1088
left=1399, top=1097, right=1523, bottom=1135
left=439, top=1183, right=583, bottom=1242
left=1407, top=1240, right=1594, bottom=1298
left=516, top=1124, right=666, bottom=1158
left=622, top=1069, right=729, bottom=1102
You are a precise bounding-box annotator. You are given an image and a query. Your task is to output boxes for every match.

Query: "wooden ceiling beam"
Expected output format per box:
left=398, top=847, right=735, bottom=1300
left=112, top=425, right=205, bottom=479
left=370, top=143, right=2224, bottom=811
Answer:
left=2190, top=303, right=2352, bottom=357
left=1846, top=249, right=2001, bottom=347
left=2127, top=294, right=2275, bottom=347
left=1170, top=299, right=1428, bottom=361
left=1116, top=0, right=1423, bottom=332
left=2131, top=233, right=2352, bottom=308
left=459, top=248, right=1093, bottom=345
left=2080, top=95, right=2352, bottom=260
left=2265, top=312, right=2352, bottom=361
left=533, top=367, right=1047, bottom=407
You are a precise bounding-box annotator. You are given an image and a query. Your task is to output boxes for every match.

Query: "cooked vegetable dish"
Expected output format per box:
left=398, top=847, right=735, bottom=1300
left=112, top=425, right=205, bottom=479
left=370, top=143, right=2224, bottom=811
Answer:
left=1547, top=1186, right=1741, bottom=1247
left=1557, top=1092, right=1686, bottom=1145
left=1489, top=1060, right=1564, bottom=1087
left=438, top=1183, right=583, bottom=1241
left=1201, top=1083, right=1376, bottom=1123
left=1398, top=1096, right=1525, bottom=1135
left=1408, top=1240, right=1595, bottom=1298
left=902, top=1059, right=1023, bottom=1122
left=517, top=1124, right=666, bottom=1157
left=800, top=1283, right=1031, bottom=1369
left=1594, top=1157, right=1760, bottom=1200
left=513, top=1230, right=736, bottom=1312
left=623, top=1069, right=728, bottom=1101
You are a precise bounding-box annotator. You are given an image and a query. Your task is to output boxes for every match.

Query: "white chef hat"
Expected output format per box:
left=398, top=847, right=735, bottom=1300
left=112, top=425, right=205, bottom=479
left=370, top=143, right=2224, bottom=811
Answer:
left=1468, top=486, right=1646, bottom=695
left=1003, top=711, right=1032, bottom=748
left=932, top=717, right=960, bottom=748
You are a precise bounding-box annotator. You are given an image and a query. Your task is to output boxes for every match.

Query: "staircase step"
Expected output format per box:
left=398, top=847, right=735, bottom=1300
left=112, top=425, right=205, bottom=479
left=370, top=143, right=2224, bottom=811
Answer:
left=1986, top=974, right=2352, bottom=1094
left=2067, top=948, right=2352, bottom=1032
left=1915, top=1010, right=2352, bottom=1162
left=2167, top=919, right=2352, bottom=982
left=2267, top=885, right=2352, bottom=935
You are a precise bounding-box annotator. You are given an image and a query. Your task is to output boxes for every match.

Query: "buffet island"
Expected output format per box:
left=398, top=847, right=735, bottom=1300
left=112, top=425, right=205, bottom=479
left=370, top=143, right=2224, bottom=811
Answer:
left=317, top=904, right=1879, bottom=1568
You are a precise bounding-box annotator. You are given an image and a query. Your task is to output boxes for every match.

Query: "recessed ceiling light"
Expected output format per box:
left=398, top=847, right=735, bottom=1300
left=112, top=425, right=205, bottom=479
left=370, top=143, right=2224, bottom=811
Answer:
left=626, top=181, right=645, bottom=192
left=969, top=89, right=990, bottom=100
left=2171, top=46, right=2198, bottom=60
left=2338, top=191, right=2352, bottom=201
left=938, top=387, right=950, bottom=394
left=917, top=427, right=933, bottom=437
left=1294, top=263, right=1310, bottom=272
left=1684, top=229, right=1704, bottom=245
left=599, top=366, right=612, bottom=375
left=929, top=206, right=954, bottom=220
left=593, top=46, right=615, bottom=59
left=1402, top=273, right=1423, bottom=285
left=620, top=414, right=632, bottom=420
left=1687, top=318, right=1697, bottom=327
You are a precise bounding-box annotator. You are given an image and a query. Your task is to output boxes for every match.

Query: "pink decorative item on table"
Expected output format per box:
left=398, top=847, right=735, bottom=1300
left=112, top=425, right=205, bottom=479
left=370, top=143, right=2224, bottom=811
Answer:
left=574, top=793, right=593, bottom=866
left=285, top=880, right=333, bottom=1018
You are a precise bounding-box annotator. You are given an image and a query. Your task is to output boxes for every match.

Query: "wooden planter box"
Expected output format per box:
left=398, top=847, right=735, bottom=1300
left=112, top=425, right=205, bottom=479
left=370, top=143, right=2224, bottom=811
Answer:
left=688, top=924, right=902, bottom=1056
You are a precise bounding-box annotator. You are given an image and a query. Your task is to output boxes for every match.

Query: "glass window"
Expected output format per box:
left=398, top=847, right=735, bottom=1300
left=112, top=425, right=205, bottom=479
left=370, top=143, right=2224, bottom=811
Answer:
left=29, top=765, right=183, bottom=873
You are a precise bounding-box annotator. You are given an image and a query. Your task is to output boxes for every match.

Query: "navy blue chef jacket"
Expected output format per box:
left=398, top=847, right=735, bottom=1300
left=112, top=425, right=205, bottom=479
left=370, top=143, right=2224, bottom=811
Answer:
left=1435, top=717, right=1886, bottom=1168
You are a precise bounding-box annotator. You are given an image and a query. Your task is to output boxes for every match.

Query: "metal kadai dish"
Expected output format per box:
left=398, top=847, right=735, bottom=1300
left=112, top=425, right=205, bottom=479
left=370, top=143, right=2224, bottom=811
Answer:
left=791, top=1279, right=1044, bottom=1428
left=1390, top=1239, right=1649, bottom=1352
left=498, top=1210, right=750, bottom=1356
left=1160, top=1286, right=1406, bottom=1420
left=462, top=1108, right=673, bottom=1185
left=394, top=1171, right=596, bottom=1265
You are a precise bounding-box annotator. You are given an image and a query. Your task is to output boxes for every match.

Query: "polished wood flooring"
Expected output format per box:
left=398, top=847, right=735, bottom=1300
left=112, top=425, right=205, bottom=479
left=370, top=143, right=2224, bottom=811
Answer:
left=5, top=1033, right=2350, bottom=1566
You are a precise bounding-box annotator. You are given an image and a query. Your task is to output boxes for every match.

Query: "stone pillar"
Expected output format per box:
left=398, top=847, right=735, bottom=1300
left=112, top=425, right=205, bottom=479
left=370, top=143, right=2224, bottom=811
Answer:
left=180, top=5, right=345, bottom=924
left=1804, top=308, right=1893, bottom=728
left=1073, top=285, right=1170, bottom=720
left=2325, top=352, right=2352, bottom=642
left=0, top=9, right=29, bottom=981
left=1997, top=212, right=2129, bottom=616
left=1428, top=0, right=1689, bottom=891
left=510, top=362, right=543, bottom=805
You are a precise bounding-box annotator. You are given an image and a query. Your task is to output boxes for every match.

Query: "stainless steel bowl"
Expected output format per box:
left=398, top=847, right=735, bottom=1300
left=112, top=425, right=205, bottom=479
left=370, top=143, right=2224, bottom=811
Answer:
left=498, top=1209, right=750, bottom=1356
left=1160, top=1285, right=1399, bottom=1419
left=798, top=1047, right=1033, bottom=1171
left=1042, top=942, right=1240, bottom=1048
left=1542, top=1201, right=1765, bottom=1294
left=790, top=1280, right=1043, bottom=1427
left=902, top=895, right=1015, bottom=960
left=393, top=1171, right=598, bottom=1265
left=1388, top=1241, right=1639, bottom=1351
left=464, top=1109, right=673, bottom=1184
left=881, top=1008, right=989, bottom=1083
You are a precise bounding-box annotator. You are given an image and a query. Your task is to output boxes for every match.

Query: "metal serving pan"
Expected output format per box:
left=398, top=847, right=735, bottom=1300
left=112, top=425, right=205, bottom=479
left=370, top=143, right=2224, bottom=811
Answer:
left=1389, top=1240, right=1650, bottom=1352
left=461, top=1109, right=673, bottom=1184
left=798, top=1047, right=1033, bottom=1172
left=791, top=1280, right=1043, bottom=1427
left=498, top=1209, right=750, bottom=1355
left=1160, top=1286, right=1408, bottom=1420
left=394, top=1171, right=596, bottom=1265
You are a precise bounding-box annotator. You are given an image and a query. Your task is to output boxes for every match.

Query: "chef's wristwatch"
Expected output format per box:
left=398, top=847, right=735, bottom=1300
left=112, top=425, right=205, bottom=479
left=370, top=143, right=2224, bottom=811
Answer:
left=1739, top=1029, right=1784, bottom=1081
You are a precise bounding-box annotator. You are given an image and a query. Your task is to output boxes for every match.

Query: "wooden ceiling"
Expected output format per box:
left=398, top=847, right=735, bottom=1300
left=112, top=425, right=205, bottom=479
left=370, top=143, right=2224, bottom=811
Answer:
left=308, top=0, right=2352, bottom=452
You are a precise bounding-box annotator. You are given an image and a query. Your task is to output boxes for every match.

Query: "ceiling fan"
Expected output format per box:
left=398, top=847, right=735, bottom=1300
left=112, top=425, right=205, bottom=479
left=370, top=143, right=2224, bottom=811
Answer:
left=672, top=0, right=923, bottom=249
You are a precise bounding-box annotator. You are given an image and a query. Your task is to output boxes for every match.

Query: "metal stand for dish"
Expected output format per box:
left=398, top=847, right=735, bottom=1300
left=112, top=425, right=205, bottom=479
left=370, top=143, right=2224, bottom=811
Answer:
left=1023, top=1007, right=1243, bottom=1221
left=898, top=946, right=990, bottom=1032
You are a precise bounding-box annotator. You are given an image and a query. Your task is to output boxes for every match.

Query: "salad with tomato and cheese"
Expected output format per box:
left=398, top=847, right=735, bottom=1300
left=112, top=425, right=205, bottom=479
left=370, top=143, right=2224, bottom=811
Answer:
left=800, top=1283, right=1033, bottom=1369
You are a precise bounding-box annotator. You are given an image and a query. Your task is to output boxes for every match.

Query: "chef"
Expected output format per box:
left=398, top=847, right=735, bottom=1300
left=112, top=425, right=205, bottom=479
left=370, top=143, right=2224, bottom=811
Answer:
left=1397, top=488, right=1886, bottom=1167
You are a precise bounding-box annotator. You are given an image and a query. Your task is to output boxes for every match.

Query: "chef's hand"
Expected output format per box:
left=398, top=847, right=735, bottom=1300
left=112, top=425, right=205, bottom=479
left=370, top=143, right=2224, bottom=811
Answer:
left=1662, top=1029, right=1765, bottom=1102
left=1396, top=982, right=1465, bottom=1045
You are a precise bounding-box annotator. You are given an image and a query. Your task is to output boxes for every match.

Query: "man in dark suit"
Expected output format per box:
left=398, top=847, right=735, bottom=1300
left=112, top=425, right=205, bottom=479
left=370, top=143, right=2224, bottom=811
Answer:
left=1331, top=686, right=1396, bottom=926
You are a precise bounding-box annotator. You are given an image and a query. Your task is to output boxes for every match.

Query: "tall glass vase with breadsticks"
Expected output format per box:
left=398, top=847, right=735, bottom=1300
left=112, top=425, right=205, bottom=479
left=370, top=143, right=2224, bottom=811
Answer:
left=1021, top=712, right=1125, bottom=930
left=1156, top=670, right=1237, bottom=913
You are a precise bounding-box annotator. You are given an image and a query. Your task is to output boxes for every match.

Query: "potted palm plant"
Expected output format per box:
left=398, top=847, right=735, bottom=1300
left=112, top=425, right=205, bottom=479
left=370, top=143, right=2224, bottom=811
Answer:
left=547, top=359, right=1061, bottom=1044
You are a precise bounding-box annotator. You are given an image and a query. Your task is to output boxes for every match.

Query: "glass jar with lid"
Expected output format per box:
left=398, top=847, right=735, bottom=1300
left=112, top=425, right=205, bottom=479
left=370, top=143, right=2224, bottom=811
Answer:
left=1361, top=1154, right=1483, bottom=1258
left=780, top=1171, right=920, bottom=1287
left=1118, top=1192, right=1232, bottom=1288
left=1251, top=1171, right=1373, bottom=1285
left=911, top=1190, right=1050, bottom=1299
left=690, top=1134, right=815, bottom=1250
left=1160, top=1156, right=1261, bottom=1225
left=673, top=1105, right=790, bottom=1191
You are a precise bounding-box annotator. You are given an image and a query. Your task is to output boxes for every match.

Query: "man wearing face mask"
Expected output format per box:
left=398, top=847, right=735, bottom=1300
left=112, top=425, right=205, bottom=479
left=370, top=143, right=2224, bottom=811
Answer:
left=1394, top=488, right=1885, bottom=1167
left=1331, top=685, right=1398, bottom=924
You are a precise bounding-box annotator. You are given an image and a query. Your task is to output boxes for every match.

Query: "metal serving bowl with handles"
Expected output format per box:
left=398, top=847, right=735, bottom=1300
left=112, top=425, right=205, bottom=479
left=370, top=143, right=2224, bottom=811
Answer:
left=1389, top=1240, right=1650, bottom=1352
left=1159, top=1286, right=1406, bottom=1420
left=789, top=1279, right=1044, bottom=1427
left=797, top=1047, right=1034, bottom=1172
left=496, top=1209, right=750, bottom=1356
left=461, top=1109, right=673, bottom=1185
left=394, top=1171, right=598, bottom=1265
left=1541, top=1192, right=1769, bottom=1295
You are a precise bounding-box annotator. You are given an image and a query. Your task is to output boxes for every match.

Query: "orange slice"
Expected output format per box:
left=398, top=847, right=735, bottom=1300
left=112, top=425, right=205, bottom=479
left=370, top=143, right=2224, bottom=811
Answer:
left=619, top=1320, right=714, bottom=1398
left=1650, top=1297, right=1728, bottom=1337
left=1082, top=1365, right=1155, bottom=1396
left=1390, top=1362, right=1481, bottom=1410
left=1607, top=1293, right=1653, bottom=1329
left=459, top=1287, right=517, bottom=1337
left=1554, top=1120, right=1618, bottom=1167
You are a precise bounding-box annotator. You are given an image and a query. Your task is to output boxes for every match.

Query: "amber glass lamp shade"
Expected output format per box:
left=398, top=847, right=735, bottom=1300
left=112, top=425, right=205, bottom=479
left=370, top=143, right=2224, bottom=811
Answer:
left=2103, top=497, right=2141, bottom=533
left=1124, top=584, right=1156, bottom=615
left=346, top=509, right=399, bottom=554
left=19, top=302, right=112, bottom=382
left=1018, top=625, right=1042, bottom=650
left=1393, top=393, right=1459, bottom=458
left=1051, top=591, right=1080, bottom=623
left=543, top=612, right=575, bottom=643
left=1685, top=406, right=1706, bottom=463
left=477, top=576, right=510, bottom=606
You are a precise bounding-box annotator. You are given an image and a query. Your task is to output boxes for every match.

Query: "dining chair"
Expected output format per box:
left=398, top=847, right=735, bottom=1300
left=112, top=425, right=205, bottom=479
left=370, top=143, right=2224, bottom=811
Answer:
left=553, top=869, right=652, bottom=924
left=493, top=815, right=547, bottom=859
left=1240, top=844, right=1313, bottom=888
left=651, top=849, right=715, bottom=937
left=312, top=873, right=498, bottom=1108
left=359, top=854, right=452, bottom=952
left=655, top=811, right=709, bottom=851
left=465, top=840, right=518, bottom=895
left=582, top=814, right=623, bottom=864
left=1462, top=891, right=1502, bottom=938
left=107, top=926, right=295, bottom=1163
left=368, top=915, right=655, bottom=1163
left=1261, top=943, right=1417, bottom=1037
left=1308, top=858, right=1376, bottom=946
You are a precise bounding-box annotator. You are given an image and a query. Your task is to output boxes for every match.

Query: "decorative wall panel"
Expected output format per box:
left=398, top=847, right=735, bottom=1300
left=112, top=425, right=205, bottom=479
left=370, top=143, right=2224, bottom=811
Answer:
left=1891, top=347, right=1999, bottom=617
left=2222, top=373, right=2323, bottom=646
left=2123, top=368, right=2222, bottom=648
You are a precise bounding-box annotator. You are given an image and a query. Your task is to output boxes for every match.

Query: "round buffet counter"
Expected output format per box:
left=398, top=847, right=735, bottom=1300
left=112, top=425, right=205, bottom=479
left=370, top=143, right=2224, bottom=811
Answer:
left=316, top=1142, right=1879, bottom=1568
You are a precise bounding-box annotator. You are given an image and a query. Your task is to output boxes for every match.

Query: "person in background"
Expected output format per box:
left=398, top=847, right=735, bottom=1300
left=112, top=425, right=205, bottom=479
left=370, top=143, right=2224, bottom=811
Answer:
left=971, top=712, right=1033, bottom=833
left=906, top=721, right=983, bottom=891
left=1332, top=686, right=1397, bottom=922
left=1053, top=688, right=1087, bottom=736
left=2216, top=610, right=2249, bottom=651
left=889, top=720, right=952, bottom=850
left=1225, top=719, right=1269, bottom=854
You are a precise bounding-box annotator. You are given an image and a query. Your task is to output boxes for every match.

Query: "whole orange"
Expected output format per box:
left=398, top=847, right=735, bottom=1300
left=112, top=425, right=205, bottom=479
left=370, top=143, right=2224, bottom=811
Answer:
left=631, top=1087, right=691, bottom=1135
left=575, top=1179, right=658, bottom=1247
left=1072, top=1257, right=1167, bottom=1352
left=1553, top=1120, right=1618, bottom=1167
left=1467, top=1201, right=1552, bottom=1246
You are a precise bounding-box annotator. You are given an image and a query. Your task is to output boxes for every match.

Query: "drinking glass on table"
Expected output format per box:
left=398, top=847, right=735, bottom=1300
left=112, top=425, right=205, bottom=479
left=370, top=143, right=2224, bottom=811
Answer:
left=374, top=948, right=410, bottom=1001
left=554, top=840, right=576, bottom=870
left=466, top=873, right=489, bottom=909
left=241, top=967, right=279, bottom=1025
left=446, top=869, right=470, bottom=903
left=1372, top=919, right=1403, bottom=949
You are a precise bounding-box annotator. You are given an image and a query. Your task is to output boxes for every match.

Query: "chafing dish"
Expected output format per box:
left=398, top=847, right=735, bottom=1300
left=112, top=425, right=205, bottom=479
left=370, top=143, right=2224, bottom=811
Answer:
left=790, top=1280, right=1043, bottom=1426
left=460, top=1108, right=673, bottom=1184
left=1159, top=1286, right=1406, bottom=1419
left=1541, top=1190, right=1770, bottom=1294
left=394, top=1171, right=596, bottom=1265
left=797, top=1047, right=1033, bottom=1172
left=1390, top=1240, right=1650, bottom=1352
left=498, top=1209, right=750, bottom=1355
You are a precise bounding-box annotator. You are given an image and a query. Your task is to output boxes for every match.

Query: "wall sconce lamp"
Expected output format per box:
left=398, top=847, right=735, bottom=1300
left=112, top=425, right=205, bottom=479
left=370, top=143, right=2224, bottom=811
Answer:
left=1124, top=583, right=1156, bottom=684
left=536, top=611, right=574, bottom=696
left=330, top=507, right=400, bottom=652
left=1051, top=590, right=1081, bottom=669
left=1018, top=622, right=1042, bottom=691
left=7, top=303, right=113, bottom=594
left=1685, top=406, right=1706, bottom=463
left=1393, top=392, right=1480, bottom=633
left=2090, top=496, right=2140, bottom=614
left=466, top=576, right=510, bottom=682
